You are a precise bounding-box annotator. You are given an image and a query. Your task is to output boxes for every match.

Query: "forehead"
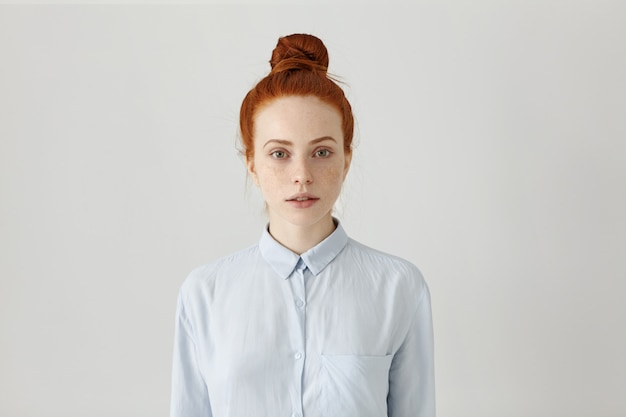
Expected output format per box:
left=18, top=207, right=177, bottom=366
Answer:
left=253, top=96, right=343, bottom=147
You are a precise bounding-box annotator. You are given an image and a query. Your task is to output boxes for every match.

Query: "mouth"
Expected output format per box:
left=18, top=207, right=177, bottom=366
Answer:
left=286, top=194, right=319, bottom=207
left=286, top=193, right=318, bottom=202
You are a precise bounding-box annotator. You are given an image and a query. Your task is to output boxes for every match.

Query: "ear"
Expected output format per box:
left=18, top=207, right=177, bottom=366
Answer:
left=246, top=157, right=260, bottom=186
left=343, top=151, right=352, bottom=179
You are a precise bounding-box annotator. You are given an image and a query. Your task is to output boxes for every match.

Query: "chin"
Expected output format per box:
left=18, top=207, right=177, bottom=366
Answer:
left=279, top=209, right=333, bottom=228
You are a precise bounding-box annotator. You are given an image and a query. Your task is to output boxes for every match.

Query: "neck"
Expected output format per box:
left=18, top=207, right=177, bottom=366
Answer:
left=268, top=215, right=336, bottom=255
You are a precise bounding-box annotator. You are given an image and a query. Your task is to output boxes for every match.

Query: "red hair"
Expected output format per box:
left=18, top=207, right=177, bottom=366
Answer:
left=240, top=34, right=354, bottom=160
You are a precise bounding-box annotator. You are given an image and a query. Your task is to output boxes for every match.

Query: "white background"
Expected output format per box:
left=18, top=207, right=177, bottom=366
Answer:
left=1, top=2, right=624, bottom=416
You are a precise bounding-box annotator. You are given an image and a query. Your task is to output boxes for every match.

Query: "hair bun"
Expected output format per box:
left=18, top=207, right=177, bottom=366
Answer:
left=269, top=33, right=329, bottom=75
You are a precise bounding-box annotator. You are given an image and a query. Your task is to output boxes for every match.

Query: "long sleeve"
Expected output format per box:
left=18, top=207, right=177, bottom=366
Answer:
left=387, top=281, right=436, bottom=417
left=170, top=291, right=212, bottom=417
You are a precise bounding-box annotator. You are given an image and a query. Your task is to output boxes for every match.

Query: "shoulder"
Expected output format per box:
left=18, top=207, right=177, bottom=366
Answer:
left=343, top=238, right=427, bottom=290
left=339, top=237, right=431, bottom=314
left=345, top=238, right=423, bottom=275
left=179, top=244, right=260, bottom=298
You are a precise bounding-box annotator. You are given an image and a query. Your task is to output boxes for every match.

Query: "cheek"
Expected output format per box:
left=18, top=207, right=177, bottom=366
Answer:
left=260, top=165, right=284, bottom=179
left=255, top=165, right=285, bottom=191
left=319, top=165, right=345, bottom=186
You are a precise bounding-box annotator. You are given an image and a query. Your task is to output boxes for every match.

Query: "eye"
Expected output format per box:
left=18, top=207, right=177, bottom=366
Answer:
left=315, top=148, right=332, bottom=158
left=271, top=150, right=287, bottom=159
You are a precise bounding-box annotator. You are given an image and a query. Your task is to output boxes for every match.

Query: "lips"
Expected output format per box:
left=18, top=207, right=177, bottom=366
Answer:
left=286, top=193, right=319, bottom=208
left=286, top=193, right=318, bottom=202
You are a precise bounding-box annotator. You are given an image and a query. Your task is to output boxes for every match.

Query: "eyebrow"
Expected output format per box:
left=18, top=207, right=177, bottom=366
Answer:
left=263, top=136, right=337, bottom=149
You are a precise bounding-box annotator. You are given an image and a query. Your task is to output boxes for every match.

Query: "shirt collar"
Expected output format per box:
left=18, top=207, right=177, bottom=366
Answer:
left=259, top=219, right=349, bottom=279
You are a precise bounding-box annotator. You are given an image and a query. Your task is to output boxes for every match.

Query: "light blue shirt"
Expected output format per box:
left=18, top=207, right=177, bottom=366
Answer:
left=170, top=221, right=435, bottom=417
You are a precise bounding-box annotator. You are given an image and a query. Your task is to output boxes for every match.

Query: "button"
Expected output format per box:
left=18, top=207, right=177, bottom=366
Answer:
left=294, top=352, right=302, bottom=360
left=295, top=299, right=304, bottom=307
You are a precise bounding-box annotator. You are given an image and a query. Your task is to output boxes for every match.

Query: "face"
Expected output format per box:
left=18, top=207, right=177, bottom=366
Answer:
left=247, top=95, right=351, bottom=233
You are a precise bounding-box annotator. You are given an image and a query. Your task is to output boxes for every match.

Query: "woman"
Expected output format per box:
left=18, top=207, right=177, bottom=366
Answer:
left=171, top=33, right=435, bottom=417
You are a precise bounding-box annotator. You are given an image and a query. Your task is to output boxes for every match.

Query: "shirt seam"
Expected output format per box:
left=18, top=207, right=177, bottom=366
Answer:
left=178, top=292, right=210, bottom=389
left=396, top=278, right=427, bottom=354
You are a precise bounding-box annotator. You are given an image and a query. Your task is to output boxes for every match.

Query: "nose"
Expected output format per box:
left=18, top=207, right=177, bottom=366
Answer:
left=293, top=157, right=313, bottom=185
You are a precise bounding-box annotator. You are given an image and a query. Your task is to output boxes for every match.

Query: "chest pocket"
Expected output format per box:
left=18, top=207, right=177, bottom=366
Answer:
left=319, top=354, right=393, bottom=417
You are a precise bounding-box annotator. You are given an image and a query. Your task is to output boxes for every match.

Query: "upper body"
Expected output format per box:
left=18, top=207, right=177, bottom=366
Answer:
left=170, top=33, right=435, bottom=417
left=171, top=221, right=435, bottom=417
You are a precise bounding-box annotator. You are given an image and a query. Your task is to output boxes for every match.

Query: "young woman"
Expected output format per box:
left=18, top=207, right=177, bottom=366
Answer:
left=171, top=34, right=435, bottom=417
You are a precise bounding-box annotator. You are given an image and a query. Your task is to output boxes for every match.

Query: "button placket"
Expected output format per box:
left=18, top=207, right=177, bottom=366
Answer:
left=289, top=259, right=307, bottom=417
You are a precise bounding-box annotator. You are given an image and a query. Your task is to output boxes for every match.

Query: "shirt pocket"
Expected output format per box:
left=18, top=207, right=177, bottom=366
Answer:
left=319, top=353, right=393, bottom=417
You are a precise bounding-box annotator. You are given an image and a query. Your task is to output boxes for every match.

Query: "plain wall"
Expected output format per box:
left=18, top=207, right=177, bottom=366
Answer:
left=1, top=2, right=624, bottom=416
